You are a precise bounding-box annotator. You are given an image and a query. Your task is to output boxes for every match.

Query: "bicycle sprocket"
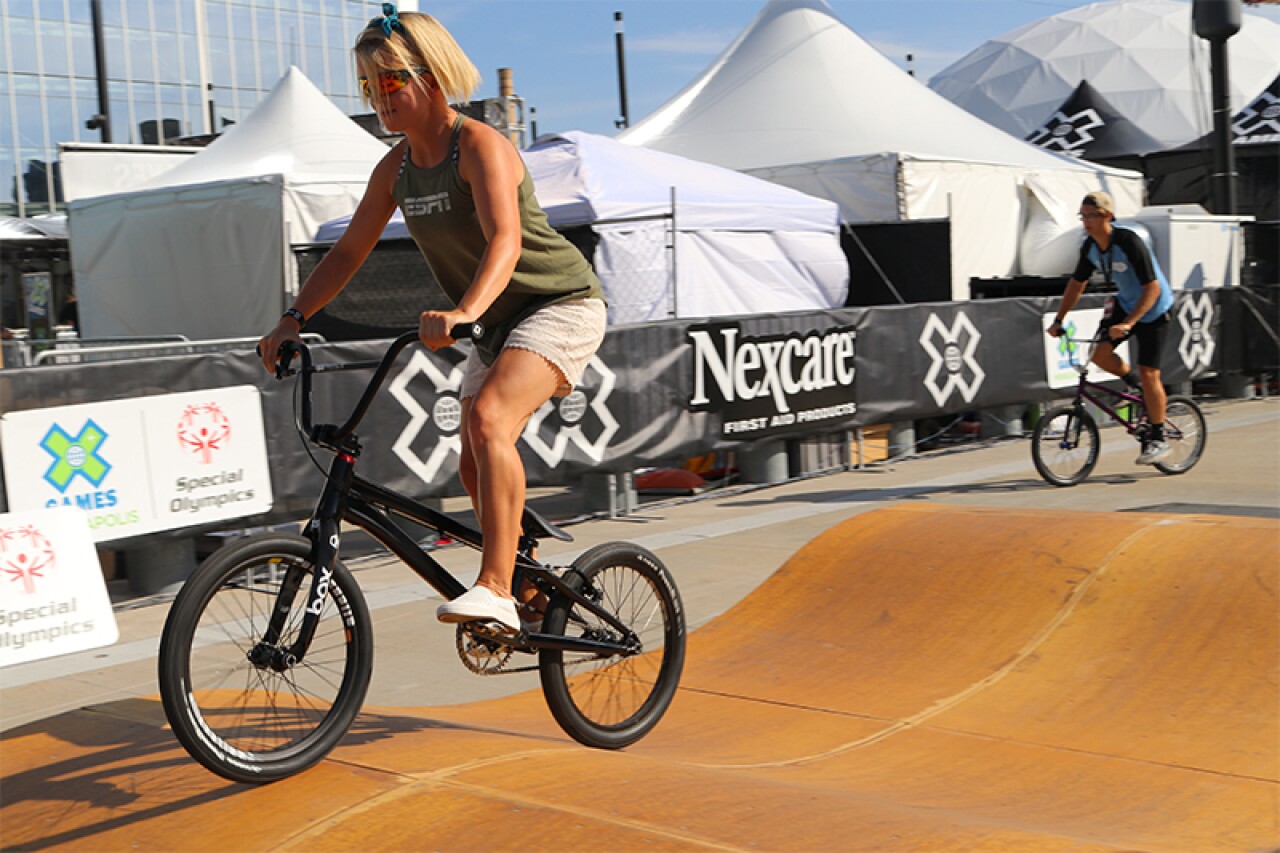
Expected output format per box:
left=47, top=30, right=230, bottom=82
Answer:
left=456, top=624, right=517, bottom=675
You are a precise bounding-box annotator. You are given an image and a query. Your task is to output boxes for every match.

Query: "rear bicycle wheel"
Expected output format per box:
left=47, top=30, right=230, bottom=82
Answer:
left=158, top=534, right=373, bottom=784
left=1032, top=403, right=1099, bottom=486
left=1154, top=395, right=1207, bottom=475
left=539, top=542, right=685, bottom=749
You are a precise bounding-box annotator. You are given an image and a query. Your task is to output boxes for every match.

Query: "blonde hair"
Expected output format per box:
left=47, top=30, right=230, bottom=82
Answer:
left=354, top=10, right=481, bottom=107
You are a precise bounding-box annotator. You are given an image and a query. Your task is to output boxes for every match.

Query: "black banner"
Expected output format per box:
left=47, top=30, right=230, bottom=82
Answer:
left=0, top=290, right=1239, bottom=535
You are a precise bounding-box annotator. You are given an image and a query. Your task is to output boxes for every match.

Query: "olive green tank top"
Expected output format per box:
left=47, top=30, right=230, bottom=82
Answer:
left=393, top=115, right=603, bottom=364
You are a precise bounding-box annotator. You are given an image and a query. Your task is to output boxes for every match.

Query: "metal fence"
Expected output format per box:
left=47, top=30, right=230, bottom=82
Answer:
left=1, top=332, right=327, bottom=368
left=591, top=211, right=677, bottom=325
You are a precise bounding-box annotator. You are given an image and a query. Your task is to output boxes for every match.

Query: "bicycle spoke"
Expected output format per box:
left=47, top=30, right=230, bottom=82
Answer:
left=1033, top=405, right=1098, bottom=486
left=163, top=538, right=372, bottom=780
left=541, top=545, right=684, bottom=746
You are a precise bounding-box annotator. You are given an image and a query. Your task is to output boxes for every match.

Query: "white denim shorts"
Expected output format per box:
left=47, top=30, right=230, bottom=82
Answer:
left=460, top=297, right=607, bottom=399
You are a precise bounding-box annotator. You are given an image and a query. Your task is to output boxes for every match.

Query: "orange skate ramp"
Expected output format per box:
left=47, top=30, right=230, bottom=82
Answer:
left=2, top=504, right=1277, bottom=851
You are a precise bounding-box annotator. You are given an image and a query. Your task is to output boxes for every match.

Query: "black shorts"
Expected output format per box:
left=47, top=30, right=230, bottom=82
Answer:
left=1098, top=299, right=1170, bottom=369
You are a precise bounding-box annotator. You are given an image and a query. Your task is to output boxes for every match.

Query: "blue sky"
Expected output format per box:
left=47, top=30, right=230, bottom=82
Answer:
left=396, top=0, right=1280, bottom=139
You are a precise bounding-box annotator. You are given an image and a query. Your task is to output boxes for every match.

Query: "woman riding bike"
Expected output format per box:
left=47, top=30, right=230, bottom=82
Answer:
left=258, top=3, right=606, bottom=633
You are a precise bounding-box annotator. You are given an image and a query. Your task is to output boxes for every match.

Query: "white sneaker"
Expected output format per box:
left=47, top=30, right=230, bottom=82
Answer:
left=1136, top=439, right=1171, bottom=465
left=437, top=585, right=520, bottom=632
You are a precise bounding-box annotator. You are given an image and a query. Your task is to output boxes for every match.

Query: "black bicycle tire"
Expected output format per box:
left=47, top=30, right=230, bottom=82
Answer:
left=1032, top=403, right=1100, bottom=487
left=538, top=542, right=685, bottom=749
left=1153, top=395, right=1207, bottom=475
left=158, top=534, right=373, bottom=784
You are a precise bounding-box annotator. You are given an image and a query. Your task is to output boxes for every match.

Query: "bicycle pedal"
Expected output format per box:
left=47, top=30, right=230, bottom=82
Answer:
left=465, top=619, right=519, bottom=637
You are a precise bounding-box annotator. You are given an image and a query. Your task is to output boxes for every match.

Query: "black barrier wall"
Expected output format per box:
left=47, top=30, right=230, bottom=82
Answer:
left=0, top=290, right=1236, bottom=540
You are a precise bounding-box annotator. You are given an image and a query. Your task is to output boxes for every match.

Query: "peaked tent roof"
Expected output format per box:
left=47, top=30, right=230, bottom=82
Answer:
left=137, top=66, right=388, bottom=190
left=1025, top=79, right=1164, bottom=159
left=615, top=0, right=1099, bottom=172
left=523, top=131, right=838, bottom=231
left=929, top=0, right=1280, bottom=151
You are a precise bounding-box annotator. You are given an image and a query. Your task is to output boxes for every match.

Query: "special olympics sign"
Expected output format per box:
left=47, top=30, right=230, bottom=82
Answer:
left=1, top=387, right=273, bottom=543
left=0, top=507, right=118, bottom=667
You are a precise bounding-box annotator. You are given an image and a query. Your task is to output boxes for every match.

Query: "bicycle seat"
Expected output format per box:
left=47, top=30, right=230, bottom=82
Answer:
left=521, top=507, right=573, bottom=542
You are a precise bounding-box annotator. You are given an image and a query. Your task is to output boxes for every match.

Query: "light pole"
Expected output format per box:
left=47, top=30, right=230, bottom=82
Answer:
left=614, top=11, right=629, bottom=129
left=1193, top=0, right=1242, bottom=214
left=85, top=0, right=112, bottom=141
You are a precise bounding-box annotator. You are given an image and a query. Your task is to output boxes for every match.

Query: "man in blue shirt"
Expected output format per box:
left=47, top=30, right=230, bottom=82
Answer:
left=1048, top=191, right=1175, bottom=464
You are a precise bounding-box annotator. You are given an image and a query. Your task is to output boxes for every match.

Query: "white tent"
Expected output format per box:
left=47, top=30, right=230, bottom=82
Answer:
left=317, top=131, right=849, bottom=324
left=616, top=0, right=1147, bottom=300
left=67, top=67, right=388, bottom=340
left=929, top=0, right=1280, bottom=151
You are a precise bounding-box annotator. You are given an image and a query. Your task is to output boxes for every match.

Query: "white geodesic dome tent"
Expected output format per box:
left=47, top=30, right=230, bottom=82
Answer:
left=929, top=0, right=1280, bottom=151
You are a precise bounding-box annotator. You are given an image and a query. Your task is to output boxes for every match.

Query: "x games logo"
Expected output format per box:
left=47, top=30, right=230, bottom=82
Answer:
left=1177, top=294, right=1216, bottom=371
left=388, top=351, right=620, bottom=485
left=920, top=312, right=985, bottom=408
left=389, top=350, right=467, bottom=485
left=40, top=420, right=110, bottom=493
left=1026, top=108, right=1105, bottom=156
left=523, top=357, right=619, bottom=467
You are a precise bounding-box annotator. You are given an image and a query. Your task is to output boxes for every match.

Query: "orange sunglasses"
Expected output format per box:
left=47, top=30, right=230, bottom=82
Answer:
left=358, top=67, right=430, bottom=99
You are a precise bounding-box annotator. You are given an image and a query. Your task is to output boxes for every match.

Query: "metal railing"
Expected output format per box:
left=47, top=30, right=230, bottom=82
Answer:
left=2, top=332, right=327, bottom=368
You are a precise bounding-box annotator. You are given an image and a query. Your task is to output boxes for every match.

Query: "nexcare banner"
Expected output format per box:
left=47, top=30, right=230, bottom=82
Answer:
left=687, top=321, right=857, bottom=440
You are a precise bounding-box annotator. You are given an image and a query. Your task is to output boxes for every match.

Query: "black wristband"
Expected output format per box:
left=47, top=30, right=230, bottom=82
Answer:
left=282, top=307, right=307, bottom=328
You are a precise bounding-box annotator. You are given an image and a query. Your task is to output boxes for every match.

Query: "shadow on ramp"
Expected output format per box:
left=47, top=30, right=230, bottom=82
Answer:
left=2, top=505, right=1276, bottom=851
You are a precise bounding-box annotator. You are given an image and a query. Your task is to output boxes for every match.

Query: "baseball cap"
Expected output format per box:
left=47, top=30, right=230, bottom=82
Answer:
left=1081, top=191, right=1115, bottom=216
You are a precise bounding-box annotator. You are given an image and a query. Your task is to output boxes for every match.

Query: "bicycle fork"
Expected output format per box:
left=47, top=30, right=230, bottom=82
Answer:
left=251, top=452, right=355, bottom=671
left=1059, top=403, right=1087, bottom=450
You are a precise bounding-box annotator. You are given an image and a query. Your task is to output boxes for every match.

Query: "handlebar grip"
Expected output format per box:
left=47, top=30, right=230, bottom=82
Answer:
left=451, top=322, right=484, bottom=341
left=254, top=340, right=302, bottom=379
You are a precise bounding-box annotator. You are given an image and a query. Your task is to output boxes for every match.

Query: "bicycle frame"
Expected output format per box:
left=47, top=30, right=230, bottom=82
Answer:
left=1059, top=336, right=1148, bottom=436
left=256, top=332, right=638, bottom=668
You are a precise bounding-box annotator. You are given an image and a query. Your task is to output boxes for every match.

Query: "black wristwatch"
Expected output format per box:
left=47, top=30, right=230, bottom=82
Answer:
left=282, top=307, right=307, bottom=328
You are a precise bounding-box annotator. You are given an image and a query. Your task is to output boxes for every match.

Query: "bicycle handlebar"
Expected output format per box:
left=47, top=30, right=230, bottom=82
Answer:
left=261, top=323, right=482, bottom=448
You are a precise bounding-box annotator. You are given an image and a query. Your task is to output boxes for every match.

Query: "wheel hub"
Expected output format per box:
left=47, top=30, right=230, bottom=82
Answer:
left=247, top=642, right=296, bottom=672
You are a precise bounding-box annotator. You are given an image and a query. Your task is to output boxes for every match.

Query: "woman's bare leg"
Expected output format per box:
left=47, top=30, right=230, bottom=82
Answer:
left=462, top=348, right=561, bottom=599
left=457, top=397, right=543, bottom=617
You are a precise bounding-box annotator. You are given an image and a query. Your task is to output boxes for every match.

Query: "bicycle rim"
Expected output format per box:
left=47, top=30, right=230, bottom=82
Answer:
left=158, top=536, right=372, bottom=784
left=1154, top=396, right=1207, bottom=475
left=1032, top=405, right=1099, bottom=487
left=539, top=543, right=685, bottom=749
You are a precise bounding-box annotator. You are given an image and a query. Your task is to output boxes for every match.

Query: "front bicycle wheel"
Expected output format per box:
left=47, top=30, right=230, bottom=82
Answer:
left=1032, top=403, right=1099, bottom=487
left=1154, top=395, right=1207, bottom=475
left=158, top=534, right=373, bottom=784
left=539, top=542, right=685, bottom=749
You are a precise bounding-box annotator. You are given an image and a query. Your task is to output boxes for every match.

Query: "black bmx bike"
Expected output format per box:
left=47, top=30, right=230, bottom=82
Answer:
left=157, top=330, right=686, bottom=784
left=1031, top=335, right=1207, bottom=487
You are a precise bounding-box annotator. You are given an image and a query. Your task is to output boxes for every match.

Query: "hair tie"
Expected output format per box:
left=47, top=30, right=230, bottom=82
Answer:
left=372, top=2, right=403, bottom=37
